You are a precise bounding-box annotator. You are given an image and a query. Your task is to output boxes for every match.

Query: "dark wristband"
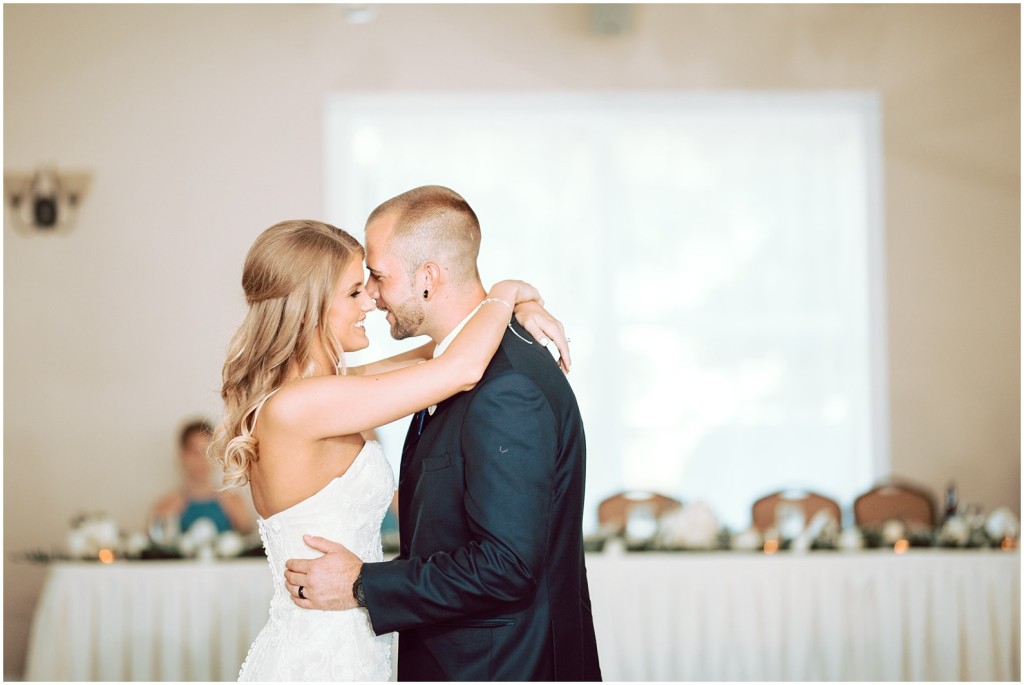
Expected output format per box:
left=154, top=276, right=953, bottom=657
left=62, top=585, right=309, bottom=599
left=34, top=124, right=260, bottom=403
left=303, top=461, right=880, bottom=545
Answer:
left=353, top=572, right=367, bottom=608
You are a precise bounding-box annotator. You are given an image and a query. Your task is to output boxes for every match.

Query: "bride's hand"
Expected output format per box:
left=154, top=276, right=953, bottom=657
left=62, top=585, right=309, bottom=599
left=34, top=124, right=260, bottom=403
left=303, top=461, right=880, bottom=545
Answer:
left=488, top=279, right=543, bottom=309
left=513, top=301, right=572, bottom=374
left=487, top=281, right=570, bottom=373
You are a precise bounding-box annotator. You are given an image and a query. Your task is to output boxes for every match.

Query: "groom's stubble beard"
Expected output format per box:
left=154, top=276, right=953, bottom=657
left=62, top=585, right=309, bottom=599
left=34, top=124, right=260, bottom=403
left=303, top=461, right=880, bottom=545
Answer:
left=387, top=297, right=426, bottom=340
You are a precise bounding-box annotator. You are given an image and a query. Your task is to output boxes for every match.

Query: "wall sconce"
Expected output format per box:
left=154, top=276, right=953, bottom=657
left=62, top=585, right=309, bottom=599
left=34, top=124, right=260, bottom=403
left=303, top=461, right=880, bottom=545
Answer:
left=338, top=4, right=379, bottom=25
left=4, top=165, right=92, bottom=234
left=588, top=4, right=634, bottom=36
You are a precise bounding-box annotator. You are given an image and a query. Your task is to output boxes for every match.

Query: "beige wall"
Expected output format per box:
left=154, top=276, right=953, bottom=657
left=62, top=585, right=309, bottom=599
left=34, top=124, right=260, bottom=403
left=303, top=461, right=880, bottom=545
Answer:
left=4, top=3, right=1019, bottom=678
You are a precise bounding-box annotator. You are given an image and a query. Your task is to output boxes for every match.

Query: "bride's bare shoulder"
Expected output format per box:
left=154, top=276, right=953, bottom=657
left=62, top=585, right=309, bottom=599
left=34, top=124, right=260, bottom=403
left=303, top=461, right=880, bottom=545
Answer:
left=260, top=376, right=348, bottom=428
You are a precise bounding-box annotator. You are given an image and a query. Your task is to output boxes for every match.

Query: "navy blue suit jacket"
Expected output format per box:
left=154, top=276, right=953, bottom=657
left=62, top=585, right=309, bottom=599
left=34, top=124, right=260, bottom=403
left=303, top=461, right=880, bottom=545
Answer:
left=360, top=320, right=601, bottom=681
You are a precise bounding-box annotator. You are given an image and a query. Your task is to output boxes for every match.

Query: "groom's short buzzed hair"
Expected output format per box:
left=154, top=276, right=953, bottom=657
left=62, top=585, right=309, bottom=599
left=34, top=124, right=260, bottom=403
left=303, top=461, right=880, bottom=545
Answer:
left=367, top=185, right=481, bottom=286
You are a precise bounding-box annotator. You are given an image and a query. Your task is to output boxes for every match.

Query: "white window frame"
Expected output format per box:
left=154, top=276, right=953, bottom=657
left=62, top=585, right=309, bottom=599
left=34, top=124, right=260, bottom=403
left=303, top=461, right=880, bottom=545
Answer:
left=325, top=91, right=888, bottom=531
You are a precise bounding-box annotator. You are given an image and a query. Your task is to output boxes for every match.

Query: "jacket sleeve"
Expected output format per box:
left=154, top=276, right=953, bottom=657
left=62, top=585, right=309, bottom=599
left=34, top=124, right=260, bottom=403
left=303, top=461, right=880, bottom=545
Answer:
left=359, top=370, right=557, bottom=634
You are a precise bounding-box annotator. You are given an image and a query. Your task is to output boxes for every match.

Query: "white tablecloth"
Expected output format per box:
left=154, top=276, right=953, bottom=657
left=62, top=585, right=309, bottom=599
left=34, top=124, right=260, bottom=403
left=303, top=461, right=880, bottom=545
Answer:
left=586, top=549, right=1020, bottom=681
left=25, top=559, right=273, bottom=681
left=25, top=550, right=1020, bottom=681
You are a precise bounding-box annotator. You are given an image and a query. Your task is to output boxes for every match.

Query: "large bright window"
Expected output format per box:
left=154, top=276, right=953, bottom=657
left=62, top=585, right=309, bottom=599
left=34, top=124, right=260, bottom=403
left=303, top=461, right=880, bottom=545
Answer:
left=327, top=92, right=887, bottom=531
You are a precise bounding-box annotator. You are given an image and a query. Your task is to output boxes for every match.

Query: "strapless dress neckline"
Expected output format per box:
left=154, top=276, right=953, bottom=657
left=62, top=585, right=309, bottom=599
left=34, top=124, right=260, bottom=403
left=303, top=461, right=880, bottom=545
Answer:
left=259, top=439, right=377, bottom=523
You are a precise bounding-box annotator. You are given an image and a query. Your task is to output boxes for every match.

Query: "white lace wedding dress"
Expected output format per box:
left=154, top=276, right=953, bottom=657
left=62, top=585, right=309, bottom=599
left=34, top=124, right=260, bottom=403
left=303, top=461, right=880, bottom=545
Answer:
left=239, top=440, right=395, bottom=681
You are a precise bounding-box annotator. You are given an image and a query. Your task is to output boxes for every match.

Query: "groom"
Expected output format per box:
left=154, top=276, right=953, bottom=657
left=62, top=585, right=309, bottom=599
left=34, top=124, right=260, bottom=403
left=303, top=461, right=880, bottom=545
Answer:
left=284, top=185, right=601, bottom=681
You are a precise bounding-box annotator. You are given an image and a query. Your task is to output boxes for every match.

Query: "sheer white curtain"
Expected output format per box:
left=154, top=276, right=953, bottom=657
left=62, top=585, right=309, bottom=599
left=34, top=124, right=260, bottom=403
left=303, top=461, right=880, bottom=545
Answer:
left=326, top=92, right=887, bottom=531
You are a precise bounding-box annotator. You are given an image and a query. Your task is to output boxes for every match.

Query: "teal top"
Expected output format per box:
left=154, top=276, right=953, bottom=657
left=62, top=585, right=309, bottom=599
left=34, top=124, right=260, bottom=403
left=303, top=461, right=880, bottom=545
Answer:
left=180, top=498, right=233, bottom=533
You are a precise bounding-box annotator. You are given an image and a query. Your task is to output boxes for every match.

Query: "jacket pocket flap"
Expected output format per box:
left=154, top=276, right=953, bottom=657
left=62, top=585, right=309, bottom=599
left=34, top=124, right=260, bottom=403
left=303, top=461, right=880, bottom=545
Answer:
left=436, top=617, right=515, bottom=628
left=421, top=453, right=451, bottom=472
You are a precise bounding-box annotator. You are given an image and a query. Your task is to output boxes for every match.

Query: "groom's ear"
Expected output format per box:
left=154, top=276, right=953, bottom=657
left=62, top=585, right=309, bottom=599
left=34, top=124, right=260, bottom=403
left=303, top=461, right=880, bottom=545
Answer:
left=419, top=262, right=442, bottom=300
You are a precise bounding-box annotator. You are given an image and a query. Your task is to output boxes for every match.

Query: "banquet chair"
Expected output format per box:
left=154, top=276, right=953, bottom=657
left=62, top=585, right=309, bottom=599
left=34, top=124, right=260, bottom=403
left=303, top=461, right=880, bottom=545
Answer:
left=853, top=480, right=937, bottom=529
left=597, top=491, right=682, bottom=535
left=751, top=490, right=841, bottom=533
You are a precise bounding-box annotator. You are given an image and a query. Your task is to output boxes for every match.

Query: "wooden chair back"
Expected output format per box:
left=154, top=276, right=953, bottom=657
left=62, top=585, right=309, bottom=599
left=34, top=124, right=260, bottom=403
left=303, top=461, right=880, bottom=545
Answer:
left=597, top=491, right=682, bottom=534
left=751, top=490, right=841, bottom=532
left=854, top=481, right=936, bottom=528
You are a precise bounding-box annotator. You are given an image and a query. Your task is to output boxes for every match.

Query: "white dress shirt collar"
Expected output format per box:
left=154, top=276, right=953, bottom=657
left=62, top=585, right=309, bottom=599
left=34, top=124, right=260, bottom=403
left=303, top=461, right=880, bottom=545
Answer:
left=427, top=304, right=481, bottom=414
left=432, top=305, right=480, bottom=359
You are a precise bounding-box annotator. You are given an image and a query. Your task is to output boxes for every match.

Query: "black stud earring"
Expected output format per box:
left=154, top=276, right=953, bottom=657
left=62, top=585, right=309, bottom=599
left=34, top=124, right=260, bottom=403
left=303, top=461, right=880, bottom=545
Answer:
left=423, top=290, right=428, bottom=299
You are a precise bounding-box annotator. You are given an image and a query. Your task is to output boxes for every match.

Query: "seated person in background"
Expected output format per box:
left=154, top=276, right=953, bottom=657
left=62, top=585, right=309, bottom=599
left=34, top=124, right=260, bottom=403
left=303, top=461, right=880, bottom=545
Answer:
left=151, top=419, right=254, bottom=535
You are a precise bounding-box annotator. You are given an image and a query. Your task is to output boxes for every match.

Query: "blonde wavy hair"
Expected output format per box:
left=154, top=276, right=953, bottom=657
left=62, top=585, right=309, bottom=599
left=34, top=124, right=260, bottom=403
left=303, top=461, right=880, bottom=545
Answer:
left=210, top=220, right=364, bottom=488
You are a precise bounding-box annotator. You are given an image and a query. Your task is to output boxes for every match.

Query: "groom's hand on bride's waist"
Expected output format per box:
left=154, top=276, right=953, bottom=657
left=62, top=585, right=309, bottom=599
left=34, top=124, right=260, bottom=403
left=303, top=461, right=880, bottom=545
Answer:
left=284, top=534, right=363, bottom=611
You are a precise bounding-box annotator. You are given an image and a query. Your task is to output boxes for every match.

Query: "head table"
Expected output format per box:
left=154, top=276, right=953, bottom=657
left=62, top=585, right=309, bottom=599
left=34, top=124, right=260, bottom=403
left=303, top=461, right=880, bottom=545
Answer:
left=24, top=549, right=1020, bottom=681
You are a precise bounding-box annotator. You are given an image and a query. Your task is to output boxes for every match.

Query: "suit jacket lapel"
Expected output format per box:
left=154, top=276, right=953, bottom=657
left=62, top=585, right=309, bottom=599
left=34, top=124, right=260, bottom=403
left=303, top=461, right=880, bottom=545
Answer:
left=398, top=411, right=424, bottom=544
left=397, top=400, right=455, bottom=551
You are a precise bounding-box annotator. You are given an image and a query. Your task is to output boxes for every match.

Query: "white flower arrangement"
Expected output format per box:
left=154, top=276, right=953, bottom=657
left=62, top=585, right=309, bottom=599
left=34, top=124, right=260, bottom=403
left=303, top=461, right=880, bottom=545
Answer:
left=838, top=527, right=865, bottom=551
left=589, top=499, right=1020, bottom=555
left=66, top=512, right=121, bottom=558
left=881, top=519, right=907, bottom=544
left=984, top=507, right=1020, bottom=541
left=938, top=515, right=971, bottom=546
left=176, top=517, right=249, bottom=561
left=22, top=512, right=264, bottom=563
left=151, top=516, right=260, bottom=560
left=658, top=502, right=721, bottom=550
left=729, top=527, right=764, bottom=552
left=792, top=509, right=841, bottom=553
left=125, top=532, right=150, bottom=557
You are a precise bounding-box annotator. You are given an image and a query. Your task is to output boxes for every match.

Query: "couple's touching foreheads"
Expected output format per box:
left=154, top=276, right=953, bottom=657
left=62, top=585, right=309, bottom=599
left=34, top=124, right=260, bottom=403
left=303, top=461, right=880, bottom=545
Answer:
left=210, top=185, right=601, bottom=681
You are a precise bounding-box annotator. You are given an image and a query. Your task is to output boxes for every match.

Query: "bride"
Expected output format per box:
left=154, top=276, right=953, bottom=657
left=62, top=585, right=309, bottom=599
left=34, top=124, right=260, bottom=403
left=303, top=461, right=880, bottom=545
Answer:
left=209, top=219, right=565, bottom=681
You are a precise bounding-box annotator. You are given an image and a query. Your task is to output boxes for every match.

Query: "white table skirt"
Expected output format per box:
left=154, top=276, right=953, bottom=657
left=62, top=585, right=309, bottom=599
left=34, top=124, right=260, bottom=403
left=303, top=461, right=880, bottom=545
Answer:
left=586, top=550, right=1020, bottom=681
left=25, top=550, right=1020, bottom=681
left=25, top=559, right=274, bottom=681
